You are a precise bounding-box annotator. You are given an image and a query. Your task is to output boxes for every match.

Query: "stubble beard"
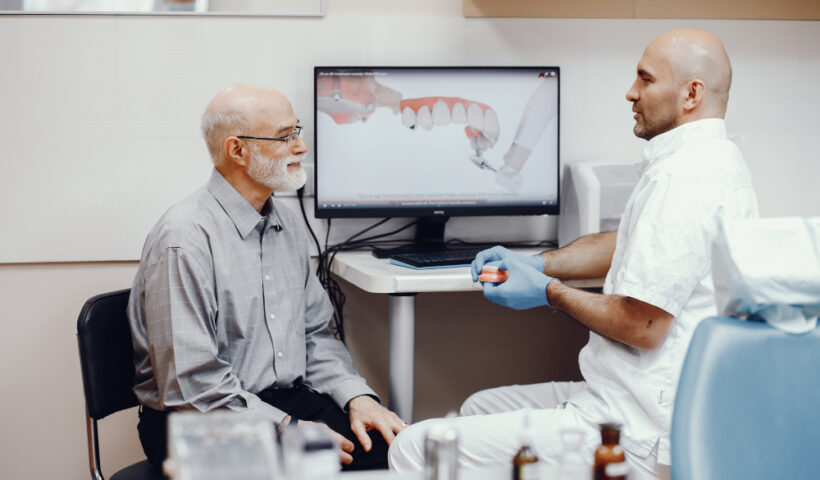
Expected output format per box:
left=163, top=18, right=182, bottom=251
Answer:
left=634, top=116, right=678, bottom=141
left=633, top=101, right=680, bottom=141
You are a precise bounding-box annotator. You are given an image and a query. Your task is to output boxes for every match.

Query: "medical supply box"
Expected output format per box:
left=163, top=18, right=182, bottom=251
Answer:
left=558, top=160, right=640, bottom=247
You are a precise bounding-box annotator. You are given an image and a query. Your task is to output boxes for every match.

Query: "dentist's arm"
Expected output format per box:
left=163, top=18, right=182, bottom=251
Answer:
left=472, top=232, right=616, bottom=282
left=482, top=250, right=673, bottom=351
left=540, top=232, right=616, bottom=280
left=547, top=281, right=674, bottom=351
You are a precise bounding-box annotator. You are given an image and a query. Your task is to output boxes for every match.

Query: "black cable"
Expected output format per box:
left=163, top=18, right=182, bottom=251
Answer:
left=296, top=193, right=556, bottom=345
left=297, top=188, right=323, bottom=262
left=324, top=218, right=332, bottom=253
left=297, top=190, right=345, bottom=342
left=344, top=217, right=390, bottom=244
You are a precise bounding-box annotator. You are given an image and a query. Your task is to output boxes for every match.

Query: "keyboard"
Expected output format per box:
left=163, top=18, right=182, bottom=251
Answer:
left=388, top=249, right=483, bottom=269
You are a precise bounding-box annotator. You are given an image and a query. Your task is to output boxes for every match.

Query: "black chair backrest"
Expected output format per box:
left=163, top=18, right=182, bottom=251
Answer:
left=77, top=289, right=138, bottom=420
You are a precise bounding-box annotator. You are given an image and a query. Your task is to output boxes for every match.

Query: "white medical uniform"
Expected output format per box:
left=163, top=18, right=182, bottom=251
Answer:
left=388, top=119, right=759, bottom=479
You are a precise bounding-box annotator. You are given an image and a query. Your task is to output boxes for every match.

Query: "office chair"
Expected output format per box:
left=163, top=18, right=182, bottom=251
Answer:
left=77, top=289, right=165, bottom=480
left=671, top=316, right=820, bottom=480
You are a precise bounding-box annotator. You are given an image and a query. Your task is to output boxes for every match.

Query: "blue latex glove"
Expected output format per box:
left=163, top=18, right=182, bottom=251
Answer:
left=471, top=246, right=545, bottom=282
left=483, top=259, right=555, bottom=310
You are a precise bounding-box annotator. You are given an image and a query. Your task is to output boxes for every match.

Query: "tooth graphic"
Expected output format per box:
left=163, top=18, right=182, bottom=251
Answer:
left=417, top=105, right=433, bottom=131
left=451, top=102, right=467, bottom=124
left=401, top=107, right=416, bottom=129
left=432, top=100, right=451, bottom=126
left=467, top=103, right=484, bottom=131
left=483, top=108, right=499, bottom=141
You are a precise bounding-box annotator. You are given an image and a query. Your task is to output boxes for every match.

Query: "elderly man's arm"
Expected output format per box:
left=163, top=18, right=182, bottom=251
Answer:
left=302, top=265, right=405, bottom=448
left=138, top=247, right=289, bottom=424
left=548, top=281, right=674, bottom=350
left=302, top=270, right=378, bottom=406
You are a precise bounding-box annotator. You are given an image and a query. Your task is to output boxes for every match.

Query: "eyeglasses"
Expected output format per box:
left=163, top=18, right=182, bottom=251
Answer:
left=237, top=125, right=303, bottom=146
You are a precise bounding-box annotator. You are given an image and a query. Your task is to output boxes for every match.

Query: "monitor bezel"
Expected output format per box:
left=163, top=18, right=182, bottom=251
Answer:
left=313, top=65, right=560, bottom=219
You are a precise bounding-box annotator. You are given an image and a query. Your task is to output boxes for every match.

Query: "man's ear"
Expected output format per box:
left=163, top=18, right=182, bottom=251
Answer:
left=683, top=79, right=705, bottom=112
left=224, top=136, right=249, bottom=167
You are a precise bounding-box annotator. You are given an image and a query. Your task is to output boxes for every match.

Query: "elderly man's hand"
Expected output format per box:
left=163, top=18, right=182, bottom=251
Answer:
left=348, top=395, right=407, bottom=451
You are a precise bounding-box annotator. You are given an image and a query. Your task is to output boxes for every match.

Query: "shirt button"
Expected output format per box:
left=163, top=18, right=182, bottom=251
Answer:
left=265, top=275, right=271, bottom=281
left=269, top=313, right=275, bottom=320
left=277, top=352, right=283, bottom=358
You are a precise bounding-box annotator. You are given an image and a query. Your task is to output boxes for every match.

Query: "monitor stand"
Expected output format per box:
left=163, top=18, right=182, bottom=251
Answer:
left=372, top=217, right=451, bottom=258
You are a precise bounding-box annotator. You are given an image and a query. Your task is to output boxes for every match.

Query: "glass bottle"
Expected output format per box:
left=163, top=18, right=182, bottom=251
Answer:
left=559, top=428, right=589, bottom=479
left=594, top=423, right=627, bottom=480
left=512, top=411, right=539, bottom=480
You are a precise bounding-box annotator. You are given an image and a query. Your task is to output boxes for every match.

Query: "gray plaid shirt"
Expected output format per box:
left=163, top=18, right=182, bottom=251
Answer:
left=127, top=169, right=376, bottom=424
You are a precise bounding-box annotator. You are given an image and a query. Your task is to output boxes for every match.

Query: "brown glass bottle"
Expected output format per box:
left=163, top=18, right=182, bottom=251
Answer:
left=594, top=423, right=627, bottom=480
left=512, top=442, right=538, bottom=480
left=512, top=412, right=539, bottom=480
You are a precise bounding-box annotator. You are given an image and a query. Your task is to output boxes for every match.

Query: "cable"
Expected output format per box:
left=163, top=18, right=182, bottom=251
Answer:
left=297, top=189, right=557, bottom=344
left=298, top=189, right=345, bottom=341
left=297, top=188, right=323, bottom=262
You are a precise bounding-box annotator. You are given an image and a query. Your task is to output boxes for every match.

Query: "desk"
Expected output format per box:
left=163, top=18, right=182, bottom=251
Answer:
left=331, top=249, right=604, bottom=422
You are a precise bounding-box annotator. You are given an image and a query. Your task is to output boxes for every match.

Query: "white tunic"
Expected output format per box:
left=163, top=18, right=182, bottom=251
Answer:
left=575, top=118, right=759, bottom=464
left=388, top=119, right=760, bottom=478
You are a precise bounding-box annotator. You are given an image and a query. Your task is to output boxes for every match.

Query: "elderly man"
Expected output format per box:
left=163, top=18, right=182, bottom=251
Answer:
left=389, top=29, right=758, bottom=479
left=128, top=84, right=404, bottom=471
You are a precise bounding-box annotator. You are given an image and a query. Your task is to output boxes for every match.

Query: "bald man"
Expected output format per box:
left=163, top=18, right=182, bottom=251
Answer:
left=389, top=30, right=758, bottom=479
left=128, top=84, right=404, bottom=472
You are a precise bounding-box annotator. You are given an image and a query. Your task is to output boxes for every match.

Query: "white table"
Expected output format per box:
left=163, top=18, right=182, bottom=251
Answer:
left=330, top=249, right=603, bottom=422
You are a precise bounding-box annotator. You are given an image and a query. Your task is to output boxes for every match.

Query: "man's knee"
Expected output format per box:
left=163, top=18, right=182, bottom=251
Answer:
left=460, top=389, right=497, bottom=416
left=388, top=419, right=433, bottom=472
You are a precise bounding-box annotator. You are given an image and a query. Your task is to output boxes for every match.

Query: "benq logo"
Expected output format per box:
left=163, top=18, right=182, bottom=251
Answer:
left=433, top=210, right=445, bottom=215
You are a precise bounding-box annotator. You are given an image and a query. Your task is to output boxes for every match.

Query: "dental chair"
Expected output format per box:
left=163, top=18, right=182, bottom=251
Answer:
left=671, top=316, right=820, bottom=480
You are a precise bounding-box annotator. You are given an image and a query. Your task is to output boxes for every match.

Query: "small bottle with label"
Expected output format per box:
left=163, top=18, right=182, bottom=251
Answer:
left=512, top=411, right=539, bottom=480
left=594, top=423, right=628, bottom=480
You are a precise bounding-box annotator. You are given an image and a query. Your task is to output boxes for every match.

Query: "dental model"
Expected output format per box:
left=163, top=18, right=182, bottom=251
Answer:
left=477, top=265, right=509, bottom=284
left=495, top=72, right=558, bottom=192
left=399, top=97, right=500, bottom=165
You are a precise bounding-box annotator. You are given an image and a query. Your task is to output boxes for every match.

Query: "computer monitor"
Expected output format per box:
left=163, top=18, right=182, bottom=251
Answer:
left=314, top=66, right=559, bottom=252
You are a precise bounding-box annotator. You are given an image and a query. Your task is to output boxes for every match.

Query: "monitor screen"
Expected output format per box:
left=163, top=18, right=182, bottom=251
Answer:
left=314, top=66, right=559, bottom=219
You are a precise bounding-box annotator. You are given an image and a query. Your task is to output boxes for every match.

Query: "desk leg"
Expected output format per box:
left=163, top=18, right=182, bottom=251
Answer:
left=388, top=293, right=416, bottom=423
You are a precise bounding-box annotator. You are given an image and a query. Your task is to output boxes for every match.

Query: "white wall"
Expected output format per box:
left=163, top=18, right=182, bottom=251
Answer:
left=1, top=4, right=818, bottom=262
left=0, top=1, right=818, bottom=478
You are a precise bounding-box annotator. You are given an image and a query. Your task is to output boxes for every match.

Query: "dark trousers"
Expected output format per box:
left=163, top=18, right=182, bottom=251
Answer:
left=138, top=384, right=389, bottom=471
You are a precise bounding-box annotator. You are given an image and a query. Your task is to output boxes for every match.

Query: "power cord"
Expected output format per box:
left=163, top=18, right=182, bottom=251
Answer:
left=297, top=188, right=557, bottom=343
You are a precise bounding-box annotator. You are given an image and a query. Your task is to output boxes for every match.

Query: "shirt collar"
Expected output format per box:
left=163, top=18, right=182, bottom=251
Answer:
left=640, top=118, right=728, bottom=169
left=207, top=169, right=275, bottom=239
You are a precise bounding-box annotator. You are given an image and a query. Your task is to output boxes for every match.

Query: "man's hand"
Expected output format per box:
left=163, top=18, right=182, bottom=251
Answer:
left=295, top=418, right=356, bottom=465
left=483, top=260, right=555, bottom=310
left=348, top=395, right=407, bottom=451
left=471, top=246, right=545, bottom=282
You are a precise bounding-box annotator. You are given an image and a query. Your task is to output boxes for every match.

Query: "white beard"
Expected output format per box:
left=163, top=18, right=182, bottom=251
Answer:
left=247, top=144, right=307, bottom=192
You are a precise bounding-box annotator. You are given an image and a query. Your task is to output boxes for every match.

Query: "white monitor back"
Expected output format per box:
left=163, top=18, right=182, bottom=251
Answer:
left=558, top=160, right=640, bottom=247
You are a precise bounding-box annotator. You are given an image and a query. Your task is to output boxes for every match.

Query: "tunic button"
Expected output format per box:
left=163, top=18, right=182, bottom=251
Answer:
left=277, top=352, right=283, bottom=358
left=269, top=313, right=275, bottom=320
left=265, top=275, right=271, bottom=281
